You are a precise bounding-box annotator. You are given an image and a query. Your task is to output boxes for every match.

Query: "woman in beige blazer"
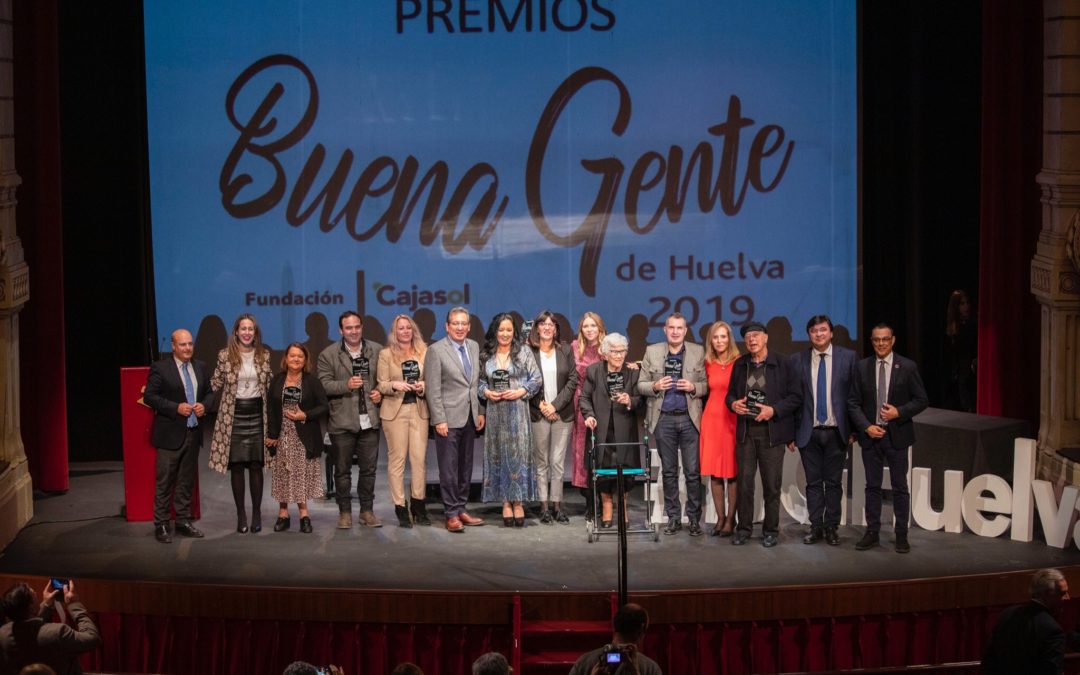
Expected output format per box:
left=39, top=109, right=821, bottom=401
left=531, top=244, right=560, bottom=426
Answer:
left=377, top=314, right=431, bottom=527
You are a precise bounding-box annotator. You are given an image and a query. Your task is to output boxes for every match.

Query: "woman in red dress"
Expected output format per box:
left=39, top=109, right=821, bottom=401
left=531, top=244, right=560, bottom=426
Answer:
left=699, top=321, right=741, bottom=536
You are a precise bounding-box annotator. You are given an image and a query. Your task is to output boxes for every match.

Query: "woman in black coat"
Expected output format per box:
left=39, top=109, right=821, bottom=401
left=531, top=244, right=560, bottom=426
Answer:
left=266, top=343, right=329, bottom=533
left=578, top=333, right=641, bottom=528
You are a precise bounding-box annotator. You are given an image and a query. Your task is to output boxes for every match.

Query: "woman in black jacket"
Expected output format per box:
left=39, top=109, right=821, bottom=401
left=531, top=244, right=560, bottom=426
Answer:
left=266, top=343, right=329, bottom=533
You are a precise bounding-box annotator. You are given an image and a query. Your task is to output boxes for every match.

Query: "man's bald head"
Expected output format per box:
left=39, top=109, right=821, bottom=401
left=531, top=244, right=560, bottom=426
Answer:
left=172, top=329, right=194, bottom=363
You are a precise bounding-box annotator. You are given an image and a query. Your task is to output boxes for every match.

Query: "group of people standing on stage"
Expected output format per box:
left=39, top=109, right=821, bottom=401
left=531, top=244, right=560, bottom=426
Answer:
left=145, top=305, right=928, bottom=553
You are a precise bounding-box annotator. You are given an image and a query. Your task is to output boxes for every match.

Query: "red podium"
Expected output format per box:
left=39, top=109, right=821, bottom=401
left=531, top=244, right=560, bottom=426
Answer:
left=121, top=367, right=201, bottom=521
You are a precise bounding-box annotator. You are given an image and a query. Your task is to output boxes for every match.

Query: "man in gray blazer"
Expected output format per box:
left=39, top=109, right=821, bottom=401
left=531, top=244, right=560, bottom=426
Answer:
left=424, top=306, right=487, bottom=532
left=0, top=579, right=100, bottom=674
left=317, top=311, right=384, bottom=529
left=638, top=312, right=708, bottom=536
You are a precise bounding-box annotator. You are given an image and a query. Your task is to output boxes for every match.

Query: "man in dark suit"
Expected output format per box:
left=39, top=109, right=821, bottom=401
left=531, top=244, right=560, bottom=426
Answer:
left=847, top=322, right=928, bottom=553
left=143, top=328, right=212, bottom=543
left=424, top=307, right=487, bottom=532
left=983, top=568, right=1077, bottom=674
left=726, top=322, right=801, bottom=547
left=790, top=315, right=856, bottom=546
left=0, top=579, right=100, bottom=674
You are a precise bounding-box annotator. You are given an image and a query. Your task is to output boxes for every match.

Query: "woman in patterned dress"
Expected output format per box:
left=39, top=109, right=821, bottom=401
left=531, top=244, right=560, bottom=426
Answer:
left=478, top=313, right=542, bottom=527
left=699, top=321, right=741, bottom=536
left=209, top=314, right=273, bottom=534
left=265, top=343, right=328, bottom=534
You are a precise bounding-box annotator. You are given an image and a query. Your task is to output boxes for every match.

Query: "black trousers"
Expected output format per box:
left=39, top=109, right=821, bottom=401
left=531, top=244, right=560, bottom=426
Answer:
left=735, top=423, right=784, bottom=537
left=863, top=434, right=910, bottom=533
left=329, top=428, right=380, bottom=512
left=154, top=427, right=200, bottom=525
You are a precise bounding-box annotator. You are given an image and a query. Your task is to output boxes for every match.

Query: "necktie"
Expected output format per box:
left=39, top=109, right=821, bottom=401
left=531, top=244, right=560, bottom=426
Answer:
left=181, top=362, right=197, bottom=428
left=815, top=353, right=828, bottom=424
left=458, top=344, right=472, bottom=380
left=876, top=359, right=887, bottom=424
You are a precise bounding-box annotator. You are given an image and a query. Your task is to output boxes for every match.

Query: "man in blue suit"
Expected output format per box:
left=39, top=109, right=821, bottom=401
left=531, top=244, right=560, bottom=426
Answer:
left=789, top=315, right=856, bottom=546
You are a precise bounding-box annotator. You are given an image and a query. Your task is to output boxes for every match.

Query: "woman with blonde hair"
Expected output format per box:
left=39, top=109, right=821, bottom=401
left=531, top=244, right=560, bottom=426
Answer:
left=699, top=320, right=741, bottom=536
left=377, top=314, right=431, bottom=527
left=569, top=312, right=606, bottom=520
left=210, top=313, right=274, bottom=534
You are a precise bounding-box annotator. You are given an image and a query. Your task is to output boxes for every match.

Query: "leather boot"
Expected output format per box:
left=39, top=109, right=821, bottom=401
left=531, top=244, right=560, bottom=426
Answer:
left=395, top=504, right=413, bottom=528
left=410, top=499, right=431, bottom=526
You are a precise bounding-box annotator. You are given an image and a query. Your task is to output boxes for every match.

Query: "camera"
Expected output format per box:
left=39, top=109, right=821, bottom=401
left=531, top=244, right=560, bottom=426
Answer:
left=597, top=643, right=635, bottom=674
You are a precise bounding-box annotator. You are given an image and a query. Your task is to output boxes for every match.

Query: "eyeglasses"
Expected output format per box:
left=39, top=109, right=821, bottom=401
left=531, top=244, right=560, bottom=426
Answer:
left=607, top=349, right=628, bottom=356
left=870, top=337, right=894, bottom=344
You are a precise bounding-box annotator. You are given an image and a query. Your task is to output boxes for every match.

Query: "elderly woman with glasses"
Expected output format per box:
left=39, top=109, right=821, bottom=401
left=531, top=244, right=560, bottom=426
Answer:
left=578, top=333, right=642, bottom=528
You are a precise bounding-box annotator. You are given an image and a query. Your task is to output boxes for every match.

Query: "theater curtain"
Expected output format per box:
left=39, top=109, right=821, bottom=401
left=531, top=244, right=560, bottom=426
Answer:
left=976, top=0, right=1043, bottom=421
left=75, top=601, right=1080, bottom=675
left=82, top=616, right=511, bottom=675
left=12, top=0, right=70, bottom=491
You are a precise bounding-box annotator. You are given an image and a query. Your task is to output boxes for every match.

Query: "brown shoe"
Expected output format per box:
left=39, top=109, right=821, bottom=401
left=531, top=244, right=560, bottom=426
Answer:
left=358, top=511, right=382, bottom=528
left=337, top=512, right=352, bottom=529
left=446, top=516, right=465, bottom=532
left=459, top=512, right=485, bottom=526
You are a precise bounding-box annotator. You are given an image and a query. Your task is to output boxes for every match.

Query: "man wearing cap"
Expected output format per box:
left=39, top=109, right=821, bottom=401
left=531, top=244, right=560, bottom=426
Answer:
left=725, top=321, right=801, bottom=547
left=847, top=322, right=927, bottom=553
left=638, top=312, right=708, bottom=536
left=789, top=315, right=857, bottom=546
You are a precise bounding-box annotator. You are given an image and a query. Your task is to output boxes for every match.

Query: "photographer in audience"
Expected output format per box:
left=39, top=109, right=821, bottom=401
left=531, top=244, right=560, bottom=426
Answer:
left=0, top=579, right=100, bottom=675
left=569, top=603, right=661, bottom=675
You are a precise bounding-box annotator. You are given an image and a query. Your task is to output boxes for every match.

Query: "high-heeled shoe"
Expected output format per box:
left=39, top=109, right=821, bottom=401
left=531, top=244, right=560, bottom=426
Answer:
left=299, top=516, right=312, bottom=533
left=514, top=517, right=525, bottom=528
left=273, top=516, right=291, bottom=532
left=601, top=519, right=613, bottom=529
left=250, top=511, right=262, bottom=533
left=237, top=513, right=249, bottom=534
left=503, top=517, right=514, bottom=527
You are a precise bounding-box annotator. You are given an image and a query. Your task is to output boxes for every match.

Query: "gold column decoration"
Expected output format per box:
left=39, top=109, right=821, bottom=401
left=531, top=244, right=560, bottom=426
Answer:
left=1031, top=0, right=1080, bottom=483
left=0, top=0, right=35, bottom=548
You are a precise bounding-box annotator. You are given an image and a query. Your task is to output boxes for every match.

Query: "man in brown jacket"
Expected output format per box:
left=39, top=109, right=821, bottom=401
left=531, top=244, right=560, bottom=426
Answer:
left=0, top=579, right=100, bottom=675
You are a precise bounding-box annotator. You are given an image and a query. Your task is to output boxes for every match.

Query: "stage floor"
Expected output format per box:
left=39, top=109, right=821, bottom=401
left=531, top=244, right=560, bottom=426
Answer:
left=5, top=460, right=1080, bottom=593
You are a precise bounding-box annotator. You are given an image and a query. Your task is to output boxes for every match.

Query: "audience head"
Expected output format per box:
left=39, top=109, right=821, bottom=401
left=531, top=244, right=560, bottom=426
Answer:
left=19, top=666, right=58, bottom=675
left=390, top=664, right=424, bottom=675
left=1031, top=568, right=1069, bottom=610
left=612, top=603, right=650, bottom=644
left=2, top=583, right=36, bottom=622
left=471, top=652, right=510, bottom=675
left=282, top=662, right=319, bottom=675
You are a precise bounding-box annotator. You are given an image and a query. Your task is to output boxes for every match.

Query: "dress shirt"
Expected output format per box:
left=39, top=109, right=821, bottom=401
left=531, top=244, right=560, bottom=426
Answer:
left=174, top=357, right=198, bottom=394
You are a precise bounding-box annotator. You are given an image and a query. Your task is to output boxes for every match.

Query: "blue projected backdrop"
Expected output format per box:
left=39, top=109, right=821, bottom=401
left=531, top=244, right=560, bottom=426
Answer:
left=144, top=1, right=857, bottom=348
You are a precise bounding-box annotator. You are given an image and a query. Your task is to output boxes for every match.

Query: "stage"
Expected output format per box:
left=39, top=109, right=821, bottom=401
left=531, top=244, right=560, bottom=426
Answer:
left=6, top=458, right=1080, bottom=592
left=5, top=459, right=1080, bottom=674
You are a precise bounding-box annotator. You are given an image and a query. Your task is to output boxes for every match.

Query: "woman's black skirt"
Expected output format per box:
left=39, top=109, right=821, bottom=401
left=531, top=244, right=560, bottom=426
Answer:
left=229, top=396, right=264, bottom=466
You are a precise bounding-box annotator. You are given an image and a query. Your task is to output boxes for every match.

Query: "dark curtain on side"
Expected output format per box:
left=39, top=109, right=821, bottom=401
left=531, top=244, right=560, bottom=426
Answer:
left=12, top=0, right=69, bottom=491
left=976, top=0, right=1043, bottom=421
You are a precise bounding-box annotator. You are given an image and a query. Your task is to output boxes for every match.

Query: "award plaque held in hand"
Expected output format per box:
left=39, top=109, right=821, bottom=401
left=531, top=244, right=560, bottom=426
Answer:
left=745, top=389, right=766, bottom=416
left=283, top=385, right=302, bottom=408
left=664, top=356, right=683, bottom=381
left=606, top=371, right=625, bottom=401
left=401, top=360, right=420, bottom=384
left=491, top=369, right=511, bottom=392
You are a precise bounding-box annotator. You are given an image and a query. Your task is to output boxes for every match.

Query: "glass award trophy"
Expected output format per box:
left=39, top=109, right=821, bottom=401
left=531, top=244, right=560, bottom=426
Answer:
left=401, top=360, right=420, bottom=384
left=491, top=369, right=511, bottom=392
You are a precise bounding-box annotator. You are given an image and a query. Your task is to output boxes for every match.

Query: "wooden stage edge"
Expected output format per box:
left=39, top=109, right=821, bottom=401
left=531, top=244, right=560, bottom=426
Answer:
left=3, top=566, right=1072, bottom=626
